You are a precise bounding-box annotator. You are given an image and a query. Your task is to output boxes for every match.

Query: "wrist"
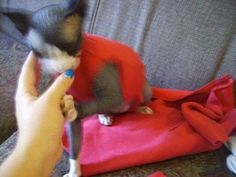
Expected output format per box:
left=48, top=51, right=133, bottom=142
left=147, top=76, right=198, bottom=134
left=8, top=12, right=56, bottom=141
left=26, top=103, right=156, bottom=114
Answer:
left=15, top=136, right=62, bottom=177
left=0, top=142, right=52, bottom=177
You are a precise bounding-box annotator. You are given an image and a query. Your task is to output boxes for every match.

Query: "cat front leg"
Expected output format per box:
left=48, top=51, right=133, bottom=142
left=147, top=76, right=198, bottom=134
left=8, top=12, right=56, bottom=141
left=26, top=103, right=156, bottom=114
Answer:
left=63, top=120, right=82, bottom=177
left=61, top=95, right=81, bottom=177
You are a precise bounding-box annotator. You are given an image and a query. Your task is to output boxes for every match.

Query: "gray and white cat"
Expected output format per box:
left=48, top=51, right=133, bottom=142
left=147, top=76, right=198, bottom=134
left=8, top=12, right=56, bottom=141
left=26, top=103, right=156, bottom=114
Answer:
left=1, top=0, right=153, bottom=124
left=1, top=0, right=152, bottom=176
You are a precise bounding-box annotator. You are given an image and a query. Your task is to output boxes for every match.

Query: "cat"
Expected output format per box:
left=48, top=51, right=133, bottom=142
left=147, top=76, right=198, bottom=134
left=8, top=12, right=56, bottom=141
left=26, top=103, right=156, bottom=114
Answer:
left=1, top=0, right=153, bottom=176
left=1, top=0, right=153, bottom=125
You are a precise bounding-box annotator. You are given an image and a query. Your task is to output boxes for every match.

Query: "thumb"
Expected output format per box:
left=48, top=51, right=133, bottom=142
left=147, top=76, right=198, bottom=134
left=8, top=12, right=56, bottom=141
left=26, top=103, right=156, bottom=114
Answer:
left=43, top=69, right=75, bottom=100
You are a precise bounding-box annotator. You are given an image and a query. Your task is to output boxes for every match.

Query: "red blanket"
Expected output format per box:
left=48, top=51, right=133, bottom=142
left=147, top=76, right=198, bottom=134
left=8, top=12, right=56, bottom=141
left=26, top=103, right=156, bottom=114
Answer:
left=63, top=75, right=236, bottom=176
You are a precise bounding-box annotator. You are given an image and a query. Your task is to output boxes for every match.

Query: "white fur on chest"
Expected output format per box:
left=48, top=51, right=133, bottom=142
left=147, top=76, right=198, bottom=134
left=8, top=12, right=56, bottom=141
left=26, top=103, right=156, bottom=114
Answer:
left=27, top=29, right=80, bottom=73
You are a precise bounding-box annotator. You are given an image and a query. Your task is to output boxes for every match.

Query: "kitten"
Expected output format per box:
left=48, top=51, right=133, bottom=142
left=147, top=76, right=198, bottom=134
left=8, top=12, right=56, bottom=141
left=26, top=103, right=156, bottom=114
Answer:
left=1, top=1, right=153, bottom=176
left=1, top=0, right=152, bottom=125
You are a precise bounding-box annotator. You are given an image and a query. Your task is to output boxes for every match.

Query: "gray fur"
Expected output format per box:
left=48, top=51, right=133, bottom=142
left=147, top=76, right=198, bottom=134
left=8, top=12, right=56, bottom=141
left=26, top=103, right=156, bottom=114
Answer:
left=76, top=64, right=123, bottom=118
left=76, top=64, right=152, bottom=118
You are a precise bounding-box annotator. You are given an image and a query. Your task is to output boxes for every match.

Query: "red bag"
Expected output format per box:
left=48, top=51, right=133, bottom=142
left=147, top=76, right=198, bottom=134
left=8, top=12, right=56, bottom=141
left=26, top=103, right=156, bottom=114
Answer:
left=63, top=75, right=236, bottom=176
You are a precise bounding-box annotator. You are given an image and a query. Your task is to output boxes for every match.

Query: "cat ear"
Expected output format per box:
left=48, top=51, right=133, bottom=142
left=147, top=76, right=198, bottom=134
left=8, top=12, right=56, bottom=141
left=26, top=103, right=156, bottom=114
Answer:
left=1, top=9, right=31, bottom=35
left=65, top=0, right=86, bottom=17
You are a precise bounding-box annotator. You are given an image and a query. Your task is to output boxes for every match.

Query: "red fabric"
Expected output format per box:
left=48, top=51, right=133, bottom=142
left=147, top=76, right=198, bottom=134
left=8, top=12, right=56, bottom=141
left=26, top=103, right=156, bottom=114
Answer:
left=68, top=33, right=145, bottom=106
left=63, top=75, right=236, bottom=176
left=148, top=171, right=167, bottom=177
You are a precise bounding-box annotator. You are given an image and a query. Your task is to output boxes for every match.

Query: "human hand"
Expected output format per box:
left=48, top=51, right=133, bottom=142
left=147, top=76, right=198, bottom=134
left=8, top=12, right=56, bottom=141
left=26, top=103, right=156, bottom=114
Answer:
left=14, top=51, right=75, bottom=176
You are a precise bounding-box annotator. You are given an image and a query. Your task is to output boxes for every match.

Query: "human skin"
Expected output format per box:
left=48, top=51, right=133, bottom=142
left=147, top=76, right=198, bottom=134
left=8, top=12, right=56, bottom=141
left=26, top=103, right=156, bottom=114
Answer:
left=0, top=52, right=75, bottom=177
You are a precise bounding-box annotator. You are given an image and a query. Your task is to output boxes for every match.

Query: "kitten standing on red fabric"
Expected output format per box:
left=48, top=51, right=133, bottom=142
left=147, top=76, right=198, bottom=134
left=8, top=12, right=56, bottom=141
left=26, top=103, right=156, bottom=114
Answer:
left=1, top=0, right=152, bottom=176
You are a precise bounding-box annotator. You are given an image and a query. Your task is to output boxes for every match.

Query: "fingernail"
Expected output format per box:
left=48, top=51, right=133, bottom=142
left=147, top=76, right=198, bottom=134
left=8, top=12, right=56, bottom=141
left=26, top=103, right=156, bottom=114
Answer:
left=64, top=69, right=74, bottom=78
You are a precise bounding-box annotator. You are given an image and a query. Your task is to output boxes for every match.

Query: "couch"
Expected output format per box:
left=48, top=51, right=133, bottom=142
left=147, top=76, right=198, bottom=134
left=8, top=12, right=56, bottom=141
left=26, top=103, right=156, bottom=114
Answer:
left=0, top=0, right=236, bottom=176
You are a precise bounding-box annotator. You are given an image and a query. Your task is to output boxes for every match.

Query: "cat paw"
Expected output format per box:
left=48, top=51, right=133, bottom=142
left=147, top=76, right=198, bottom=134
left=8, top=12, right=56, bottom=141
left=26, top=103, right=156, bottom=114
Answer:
left=98, top=114, right=113, bottom=126
left=61, top=94, right=77, bottom=122
left=63, top=159, right=81, bottom=177
left=136, top=106, right=153, bottom=114
left=63, top=173, right=79, bottom=177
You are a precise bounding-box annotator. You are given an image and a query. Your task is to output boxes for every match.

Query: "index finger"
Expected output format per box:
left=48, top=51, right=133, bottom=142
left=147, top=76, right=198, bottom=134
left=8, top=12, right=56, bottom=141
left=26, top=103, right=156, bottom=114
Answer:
left=16, top=51, right=39, bottom=98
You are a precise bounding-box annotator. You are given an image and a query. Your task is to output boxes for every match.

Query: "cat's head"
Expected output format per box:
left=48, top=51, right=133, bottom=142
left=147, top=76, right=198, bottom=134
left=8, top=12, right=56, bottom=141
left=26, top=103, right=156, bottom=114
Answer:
left=1, top=0, right=86, bottom=73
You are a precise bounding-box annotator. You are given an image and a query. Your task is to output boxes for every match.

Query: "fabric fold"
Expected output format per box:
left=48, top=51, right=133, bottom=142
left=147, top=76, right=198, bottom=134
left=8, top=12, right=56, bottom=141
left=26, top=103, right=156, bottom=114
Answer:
left=182, top=102, right=228, bottom=145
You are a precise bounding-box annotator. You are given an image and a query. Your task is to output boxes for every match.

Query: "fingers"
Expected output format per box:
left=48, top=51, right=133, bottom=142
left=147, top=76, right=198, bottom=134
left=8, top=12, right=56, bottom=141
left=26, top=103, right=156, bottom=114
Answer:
left=43, top=69, right=75, bottom=101
left=61, top=95, right=78, bottom=122
left=16, top=51, right=39, bottom=100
